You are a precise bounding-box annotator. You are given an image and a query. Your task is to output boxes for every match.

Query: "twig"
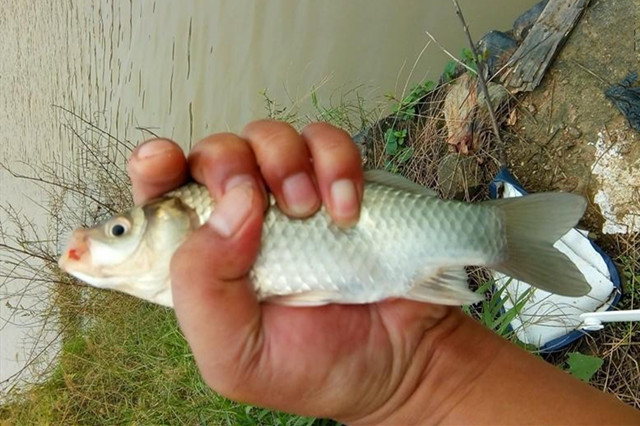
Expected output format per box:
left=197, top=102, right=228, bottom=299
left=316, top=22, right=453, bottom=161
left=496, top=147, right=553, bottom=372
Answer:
left=547, top=79, right=556, bottom=135
left=424, top=30, right=477, bottom=76
left=0, top=163, right=113, bottom=212
left=52, top=104, right=136, bottom=152
left=571, top=60, right=610, bottom=85
left=451, top=0, right=507, bottom=167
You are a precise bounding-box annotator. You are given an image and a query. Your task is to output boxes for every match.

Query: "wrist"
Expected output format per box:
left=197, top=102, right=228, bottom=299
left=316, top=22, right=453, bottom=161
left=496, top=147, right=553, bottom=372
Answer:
left=348, top=308, right=500, bottom=425
left=343, top=307, right=640, bottom=425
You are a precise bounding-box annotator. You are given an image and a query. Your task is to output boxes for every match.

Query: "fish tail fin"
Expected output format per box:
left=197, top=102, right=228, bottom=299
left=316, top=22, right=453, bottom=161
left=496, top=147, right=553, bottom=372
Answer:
left=487, top=193, right=591, bottom=297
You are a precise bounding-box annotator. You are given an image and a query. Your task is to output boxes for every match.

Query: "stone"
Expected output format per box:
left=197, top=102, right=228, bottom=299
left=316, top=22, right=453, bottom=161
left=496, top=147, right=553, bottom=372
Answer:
left=513, top=0, right=549, bottom=42
left=477, top=31, right=518, bottom=78
left=436, top=154, right=482, bottom=199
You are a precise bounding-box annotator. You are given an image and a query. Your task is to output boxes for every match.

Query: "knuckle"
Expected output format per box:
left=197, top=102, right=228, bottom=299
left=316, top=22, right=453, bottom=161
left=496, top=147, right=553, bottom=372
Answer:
left=189, top=134, right=253, bottom=179
left=304, top=124, right=355, bottom=153
left=302, top=121, right=340, bottom=135
left=320, top=137, right=361, bottom=163
left=193, top=132, right=246, bottom=155
left=244, top=120, right=298, bottom=148
left=200, top=352, right=260, bottom=402
left=202, top=370, right=242, bottom=401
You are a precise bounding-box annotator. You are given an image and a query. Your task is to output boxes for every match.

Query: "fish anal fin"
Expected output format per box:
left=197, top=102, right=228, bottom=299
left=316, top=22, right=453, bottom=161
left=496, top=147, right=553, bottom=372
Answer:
left=266, top=290, right=341, bottom=307
left=364, top=170, right=438, bottom=197
left=406, top=267, right=482, bottom=306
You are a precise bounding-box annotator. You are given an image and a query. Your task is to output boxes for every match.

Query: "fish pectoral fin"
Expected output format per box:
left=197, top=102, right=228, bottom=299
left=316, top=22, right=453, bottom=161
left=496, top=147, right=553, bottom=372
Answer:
left=265, top=290, right=342, bottom=307
left=406, top=267, right=483, bottom=306
left=364, top=170, right=438, bottom=196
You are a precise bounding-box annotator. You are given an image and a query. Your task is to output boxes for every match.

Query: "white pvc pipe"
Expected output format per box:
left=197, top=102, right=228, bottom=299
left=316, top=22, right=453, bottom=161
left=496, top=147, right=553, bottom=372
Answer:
left=579, top=310, right=640, bottom=331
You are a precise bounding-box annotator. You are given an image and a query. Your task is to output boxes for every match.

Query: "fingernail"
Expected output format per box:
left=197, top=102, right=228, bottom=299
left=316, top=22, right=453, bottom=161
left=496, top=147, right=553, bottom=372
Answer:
left=330, top=179, right=359, bottom=223
left=137, top=139, right=174, bottom=160
left=282, top=172, right=318, bottom=216
left=208, top=175, right=255, bottom=238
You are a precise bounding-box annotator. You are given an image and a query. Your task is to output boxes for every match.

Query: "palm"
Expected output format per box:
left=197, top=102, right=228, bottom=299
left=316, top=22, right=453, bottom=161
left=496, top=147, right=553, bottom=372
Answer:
left=242, top=300, right=450, bottom=419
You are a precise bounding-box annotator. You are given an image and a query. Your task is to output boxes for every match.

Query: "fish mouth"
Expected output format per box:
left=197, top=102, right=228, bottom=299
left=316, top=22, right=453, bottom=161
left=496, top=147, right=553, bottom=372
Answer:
left=58, top=229, right=94, bottom=274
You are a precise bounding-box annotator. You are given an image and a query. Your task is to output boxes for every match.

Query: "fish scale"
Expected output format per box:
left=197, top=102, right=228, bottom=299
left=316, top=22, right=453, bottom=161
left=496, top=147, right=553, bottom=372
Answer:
left=170, top=180, right=505, bottom=303
left=59, top=171, right=592, bottom=307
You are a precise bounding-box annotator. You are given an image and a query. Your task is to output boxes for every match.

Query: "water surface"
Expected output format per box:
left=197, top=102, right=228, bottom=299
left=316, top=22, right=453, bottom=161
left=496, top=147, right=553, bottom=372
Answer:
left=0, top=0, right=539, bottom=394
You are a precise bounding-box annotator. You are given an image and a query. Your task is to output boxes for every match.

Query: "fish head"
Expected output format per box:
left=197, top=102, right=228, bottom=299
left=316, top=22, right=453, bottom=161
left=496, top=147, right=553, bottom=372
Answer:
left=59, top=197, right=199, bottom=307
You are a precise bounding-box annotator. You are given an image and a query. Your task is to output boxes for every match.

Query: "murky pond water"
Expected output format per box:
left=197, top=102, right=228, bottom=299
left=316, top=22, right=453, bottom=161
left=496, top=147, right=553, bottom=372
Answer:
left=0, top=0, right=539, bottom=393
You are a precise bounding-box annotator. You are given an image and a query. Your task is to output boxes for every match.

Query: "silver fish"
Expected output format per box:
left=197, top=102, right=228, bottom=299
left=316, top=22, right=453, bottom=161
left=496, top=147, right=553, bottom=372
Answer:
left=58, top=170, right=591, bottom=307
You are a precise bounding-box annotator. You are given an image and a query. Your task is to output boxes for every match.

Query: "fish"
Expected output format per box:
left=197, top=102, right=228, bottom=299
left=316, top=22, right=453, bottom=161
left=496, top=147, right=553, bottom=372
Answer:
left=58, top=170, right=591, bottom=308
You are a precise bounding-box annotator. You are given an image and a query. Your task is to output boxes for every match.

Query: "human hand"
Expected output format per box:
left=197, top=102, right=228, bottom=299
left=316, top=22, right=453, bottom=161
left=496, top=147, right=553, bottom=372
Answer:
left=126, top=121, right=460, bottom=423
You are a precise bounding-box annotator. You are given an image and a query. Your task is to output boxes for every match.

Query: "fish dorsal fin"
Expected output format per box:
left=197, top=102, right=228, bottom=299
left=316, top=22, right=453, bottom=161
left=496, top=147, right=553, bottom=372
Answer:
left=406, top=266, right=483, bottom=305
left=364, top=170, right=438, bottom=196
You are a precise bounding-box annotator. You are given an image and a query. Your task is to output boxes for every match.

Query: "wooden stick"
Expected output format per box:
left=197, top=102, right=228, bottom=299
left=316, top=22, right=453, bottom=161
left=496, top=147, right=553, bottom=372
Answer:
left=500, top=0, right=589, bottom=93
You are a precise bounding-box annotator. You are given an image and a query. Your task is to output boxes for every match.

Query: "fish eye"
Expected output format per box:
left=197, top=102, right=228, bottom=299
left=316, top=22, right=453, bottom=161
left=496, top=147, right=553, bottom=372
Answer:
left=107, top=220, right=129, bottom=238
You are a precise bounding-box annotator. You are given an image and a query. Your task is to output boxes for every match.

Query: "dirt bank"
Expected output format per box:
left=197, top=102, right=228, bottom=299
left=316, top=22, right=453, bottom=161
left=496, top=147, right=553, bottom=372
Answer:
left=505, top=0, right=639, bottom=235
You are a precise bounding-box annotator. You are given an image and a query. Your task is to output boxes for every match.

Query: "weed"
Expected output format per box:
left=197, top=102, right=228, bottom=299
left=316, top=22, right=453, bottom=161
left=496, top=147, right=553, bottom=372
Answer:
left=565, top=352, right=604, bottom=382
left=460, top=47, right=479, bottom=74
left=387, top=80, right=436, bottom=121
left=462, top=276, right=535, bottom=345
left=382, top=128, right=415, bottom=172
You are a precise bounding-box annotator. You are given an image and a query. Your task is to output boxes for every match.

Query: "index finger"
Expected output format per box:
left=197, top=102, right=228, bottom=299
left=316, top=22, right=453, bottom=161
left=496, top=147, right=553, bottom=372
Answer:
left=127, top=138, right=189, bottom=204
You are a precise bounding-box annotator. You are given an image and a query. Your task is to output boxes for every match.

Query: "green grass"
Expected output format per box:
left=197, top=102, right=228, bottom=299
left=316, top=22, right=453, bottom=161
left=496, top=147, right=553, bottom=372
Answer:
left=0, top=283, right=330, bottom=424
left=463, top=276, right=534, bottom=342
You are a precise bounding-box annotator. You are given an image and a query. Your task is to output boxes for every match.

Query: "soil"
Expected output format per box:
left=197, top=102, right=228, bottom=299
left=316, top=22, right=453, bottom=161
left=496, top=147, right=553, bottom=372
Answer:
left=503, top=0, right=639, bottom=235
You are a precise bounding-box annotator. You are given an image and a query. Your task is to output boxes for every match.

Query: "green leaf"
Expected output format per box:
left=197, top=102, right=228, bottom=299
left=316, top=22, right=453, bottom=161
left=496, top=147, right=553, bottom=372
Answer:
left=443, top=61, right=457, bottom=82
left=461, top=47, right=474, bottom=62
left=460, top=47, right=478, bottom=74
left=384, top=160, right=399, bottom=173
left=396, top=147, right=414, bottom=164
left=384, top=129, right=399, bottom=155
left=567, top=352, right=603, bottom=382
left=394, top=129, right=407, bottom=145
left=423, top=80, right=435, bottom=92
left=391, top=80, right=436, bottom=119
left=385, top=128, right=407, bottom=155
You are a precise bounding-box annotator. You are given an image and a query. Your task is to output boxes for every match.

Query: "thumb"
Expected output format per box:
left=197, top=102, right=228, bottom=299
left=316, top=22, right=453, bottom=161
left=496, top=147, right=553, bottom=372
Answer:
left=170, top=177, right=264, bottom=392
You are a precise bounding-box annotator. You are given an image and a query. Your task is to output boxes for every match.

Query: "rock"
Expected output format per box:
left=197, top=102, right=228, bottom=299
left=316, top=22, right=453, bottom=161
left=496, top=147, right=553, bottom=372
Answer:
left=443, top=74, right=477, bottom=154
left=565, top=125, right=582, bottom=139
left=443, top=73, right=510, bottom=154
left=477, top=31, right=517, bottom=78
left=513, top=0, right=549, bottom=43
left=351, top=126, right=371, bottom=164
left=436, top=154, right=482, bottom=199
left=478, top=82, right=510, bottom=110
left=351, top=114, right=405, bottom=165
